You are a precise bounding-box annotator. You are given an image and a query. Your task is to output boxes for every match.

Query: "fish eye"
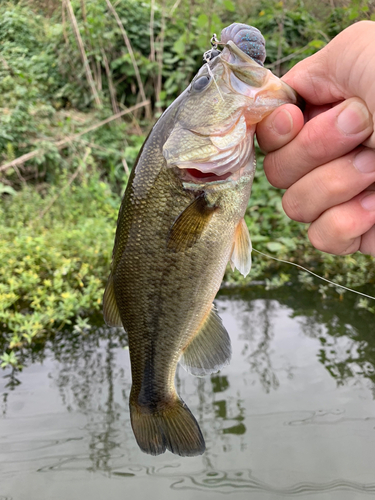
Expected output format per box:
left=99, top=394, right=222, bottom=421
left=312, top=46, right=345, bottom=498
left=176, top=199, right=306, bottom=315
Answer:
left=192, top=76, right=210, bottom=92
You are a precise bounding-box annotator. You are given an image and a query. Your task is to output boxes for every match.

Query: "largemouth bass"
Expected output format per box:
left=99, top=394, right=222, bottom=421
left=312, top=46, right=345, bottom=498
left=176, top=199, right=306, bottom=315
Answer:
left=103, top=23, right=299, bottom=456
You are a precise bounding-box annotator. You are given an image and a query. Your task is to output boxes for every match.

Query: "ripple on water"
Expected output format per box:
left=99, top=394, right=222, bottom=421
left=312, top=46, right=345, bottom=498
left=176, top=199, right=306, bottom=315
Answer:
left=2, top=292, right=375, bottom=498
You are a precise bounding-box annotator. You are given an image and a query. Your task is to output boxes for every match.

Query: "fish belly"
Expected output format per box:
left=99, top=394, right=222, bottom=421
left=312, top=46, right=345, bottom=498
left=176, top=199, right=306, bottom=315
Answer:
left=112, top=168, right=251, bottom=456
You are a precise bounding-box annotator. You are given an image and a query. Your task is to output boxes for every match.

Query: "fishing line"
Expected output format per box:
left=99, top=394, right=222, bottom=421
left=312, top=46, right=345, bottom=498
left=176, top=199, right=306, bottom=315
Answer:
left=205, top=63, right=224, bottom=102
left=252, top=248, right=375, bottom=301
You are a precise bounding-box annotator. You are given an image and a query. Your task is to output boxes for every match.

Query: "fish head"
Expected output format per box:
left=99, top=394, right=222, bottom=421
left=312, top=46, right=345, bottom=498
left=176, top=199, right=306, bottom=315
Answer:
left=163, top=33, right=299, bottom=185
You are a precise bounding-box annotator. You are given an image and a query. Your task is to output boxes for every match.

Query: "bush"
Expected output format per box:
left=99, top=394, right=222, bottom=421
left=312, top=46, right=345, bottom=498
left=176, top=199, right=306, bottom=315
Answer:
left=0, top=167, right=120, bottom=367
left=1, top=0, right=375, bottom=369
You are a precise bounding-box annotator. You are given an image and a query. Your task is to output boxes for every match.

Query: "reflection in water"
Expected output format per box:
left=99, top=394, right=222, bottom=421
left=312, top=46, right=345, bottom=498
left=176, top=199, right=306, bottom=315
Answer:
left=2, top=284, right=375, bottom=498
left=53, top=329, right=132, bottom=473
left=33, top=461, right=375, bottom=495
left=168, top=470, right=375, bottom=494
left=237, top=299, right=280, bottom=393
left=222, top=284, right=375, bottom=391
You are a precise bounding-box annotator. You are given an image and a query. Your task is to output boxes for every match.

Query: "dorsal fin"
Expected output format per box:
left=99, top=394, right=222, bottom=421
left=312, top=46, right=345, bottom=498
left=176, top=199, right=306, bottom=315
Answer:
left=230, top=218, right=252, bottom=277
left=103, top=275, right=123, bottom=327
left=179, top=305, right=231, bottom=376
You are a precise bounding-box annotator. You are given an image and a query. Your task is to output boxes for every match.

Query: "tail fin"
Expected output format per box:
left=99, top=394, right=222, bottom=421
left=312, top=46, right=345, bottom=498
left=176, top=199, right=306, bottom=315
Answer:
left=130, top=398, right=205, bottom=457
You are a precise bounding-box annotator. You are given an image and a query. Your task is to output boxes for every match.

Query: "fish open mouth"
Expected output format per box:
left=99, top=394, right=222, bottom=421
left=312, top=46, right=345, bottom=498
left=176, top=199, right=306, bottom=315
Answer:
left=164, top=115, right=255, bottom=184
left=184, top=169, right=233, bottom=183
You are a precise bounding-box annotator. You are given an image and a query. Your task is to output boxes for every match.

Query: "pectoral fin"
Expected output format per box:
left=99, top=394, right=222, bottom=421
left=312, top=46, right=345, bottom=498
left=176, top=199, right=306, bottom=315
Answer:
left=103, top=275, right=123, bottom=327
left=230, top=218, right=252, bottom=277
left=167, top=194, right=217, bottom=253
left=179, top=305, right=231, bottom=376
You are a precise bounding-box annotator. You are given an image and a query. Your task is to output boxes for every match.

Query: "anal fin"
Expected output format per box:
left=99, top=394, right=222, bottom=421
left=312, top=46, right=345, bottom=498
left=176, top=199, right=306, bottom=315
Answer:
left=230, top=217, right=252, bottom=277
left=103, top=275, right=123, bottom=327
left=180, top=305, right=231, bottom=376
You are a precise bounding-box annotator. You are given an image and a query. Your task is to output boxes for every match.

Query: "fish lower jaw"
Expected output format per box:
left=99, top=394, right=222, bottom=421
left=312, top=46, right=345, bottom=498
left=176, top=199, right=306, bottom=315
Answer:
left=180, top=169, right=233, bottom=183
left=175, top=150, right=256, bottom=185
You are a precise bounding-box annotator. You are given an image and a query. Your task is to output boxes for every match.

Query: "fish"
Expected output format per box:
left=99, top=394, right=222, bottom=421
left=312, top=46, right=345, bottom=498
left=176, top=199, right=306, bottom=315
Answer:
left=103, top=23, right=300, bottom=457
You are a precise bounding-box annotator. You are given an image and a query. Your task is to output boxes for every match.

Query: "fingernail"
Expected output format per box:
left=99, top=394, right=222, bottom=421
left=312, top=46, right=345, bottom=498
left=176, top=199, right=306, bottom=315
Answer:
left=361, top=192, right=375, bottom=211
left=337, top=101, right=371, bottom=135
left=273, top=109, right=293, bottom=135
left=354, top=149, right=375, bottom=173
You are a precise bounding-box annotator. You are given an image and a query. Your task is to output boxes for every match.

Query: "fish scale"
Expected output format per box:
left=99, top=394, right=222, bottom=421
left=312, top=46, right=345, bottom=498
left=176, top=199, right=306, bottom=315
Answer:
left=103, top=22, right=300, bottom=456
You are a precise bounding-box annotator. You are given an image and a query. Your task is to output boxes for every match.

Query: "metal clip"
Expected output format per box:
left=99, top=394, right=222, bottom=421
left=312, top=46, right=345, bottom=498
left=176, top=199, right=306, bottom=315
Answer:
left=203, top=49, right=212, bottom=63
left=203, top=34, right=222, bottom=63
left=210, top=33, right=219, bottom=47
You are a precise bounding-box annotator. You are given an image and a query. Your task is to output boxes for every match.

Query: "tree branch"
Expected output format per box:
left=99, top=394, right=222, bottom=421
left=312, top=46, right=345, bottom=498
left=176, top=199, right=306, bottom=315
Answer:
left=101, top=47, right=120, bottom=116
left=64, top=0, right=102, bottom=107
left=105, top=0, right=151, bottom=119
left=0, top=101, right=150, bottom=173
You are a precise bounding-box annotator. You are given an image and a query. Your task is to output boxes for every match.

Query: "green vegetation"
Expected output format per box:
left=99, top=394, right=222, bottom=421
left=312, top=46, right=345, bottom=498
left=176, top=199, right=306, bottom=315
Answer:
left=1, top=0, right=374, bottom=368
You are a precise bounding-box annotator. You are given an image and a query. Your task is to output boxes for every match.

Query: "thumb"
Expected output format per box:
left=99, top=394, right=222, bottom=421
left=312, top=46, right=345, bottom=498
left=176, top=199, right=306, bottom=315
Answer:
left=282, top=21, right=375, bottom=146
left=283, top=21, right=374, bottom=104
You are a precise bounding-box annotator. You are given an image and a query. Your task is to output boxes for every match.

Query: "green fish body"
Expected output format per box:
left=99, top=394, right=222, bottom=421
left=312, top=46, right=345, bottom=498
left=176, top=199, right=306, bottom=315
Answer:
left=103, top=24, right=299, bottom=456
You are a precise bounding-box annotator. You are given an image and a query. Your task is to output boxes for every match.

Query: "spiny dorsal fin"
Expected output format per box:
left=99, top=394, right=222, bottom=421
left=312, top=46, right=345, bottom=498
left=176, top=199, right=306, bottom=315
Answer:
left=167, top=193, right=217, bottom=253
left=103, top=275, right=123, bottom=327
left=179, top=305, right=231, bottom=376
left=230, top=218, right=252, bottom=277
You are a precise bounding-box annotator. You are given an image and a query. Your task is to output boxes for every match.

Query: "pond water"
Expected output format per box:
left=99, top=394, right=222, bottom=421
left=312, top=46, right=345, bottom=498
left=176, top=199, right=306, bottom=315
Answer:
left=1, top=284, right=375, bottom=500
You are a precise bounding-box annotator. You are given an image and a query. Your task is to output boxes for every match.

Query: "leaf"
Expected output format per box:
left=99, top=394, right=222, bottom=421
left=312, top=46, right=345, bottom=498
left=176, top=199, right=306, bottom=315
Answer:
left=266, top=242, right=284, bottom=253
left=196, top=14, right=208, bottom=28
left=173, top=37, right=185, bottom=55
left=348, top=8, right=359, bottom=20
left=0, top=183, right=16, bottom=195
left=211, top=13, right=222, bottom=33
left=223, top=0, right=235, bottom=11
left=308, top=40, right=325, bottom=49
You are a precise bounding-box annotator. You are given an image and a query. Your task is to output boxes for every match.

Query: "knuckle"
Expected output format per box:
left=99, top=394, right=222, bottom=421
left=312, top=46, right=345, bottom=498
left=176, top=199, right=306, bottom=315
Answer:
left=340, top=239, right=361, bottom=255
left=299, top=124, right=331, bottom=164
left=307, top=223, right=329, bottom=253
left=282, top=190, right=310, bottom=222
left=332, top=209, right=357, bottom=237
left=316, top=168, right=346, bottom=200
left=359, top=226, right=375, bottom=256
left=308, top=210, right=360, bottom=255
left=263, top=152, right=289, bottom=189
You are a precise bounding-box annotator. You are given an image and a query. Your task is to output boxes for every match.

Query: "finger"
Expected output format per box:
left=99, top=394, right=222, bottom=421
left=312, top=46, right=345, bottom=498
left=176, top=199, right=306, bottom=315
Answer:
left=282, top=22, right=375, bottom=105
left=304, top=103, right=335, bottom=121
left=256, top=104, right=304, bottom=153
left=307, top=191, right=375, bottom=256
left=360, top=225, right=375, bottom=256
left=264, top=97, right=373, bottom=189
left=282, top=21, right=375, bottom=147
left=282, top=148, right=375, bottom=222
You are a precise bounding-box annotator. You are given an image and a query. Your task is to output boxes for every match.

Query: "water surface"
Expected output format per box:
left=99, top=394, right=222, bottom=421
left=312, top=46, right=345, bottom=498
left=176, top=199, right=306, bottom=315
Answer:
left=1, top=285, right=375, bottom=500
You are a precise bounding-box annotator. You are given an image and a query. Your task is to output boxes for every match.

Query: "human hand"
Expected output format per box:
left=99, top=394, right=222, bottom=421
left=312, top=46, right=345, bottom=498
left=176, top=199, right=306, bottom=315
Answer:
left=256, top=21, right=375, bottom=256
